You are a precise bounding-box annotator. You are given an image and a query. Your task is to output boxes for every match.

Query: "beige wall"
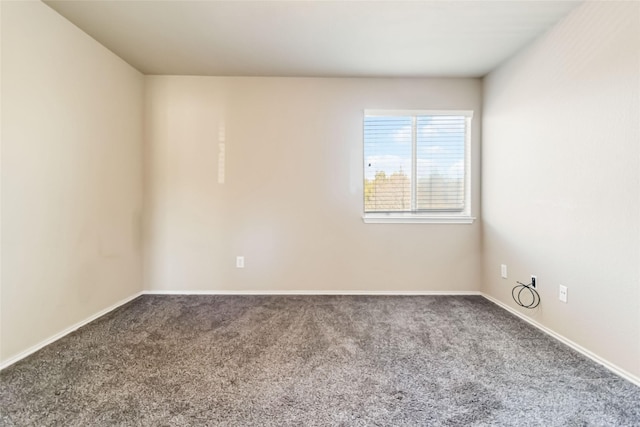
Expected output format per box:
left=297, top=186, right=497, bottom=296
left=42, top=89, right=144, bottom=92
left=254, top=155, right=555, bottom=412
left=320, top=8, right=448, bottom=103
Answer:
left=482, top=1, right=640, bottom=378
left=144, top=76, right=482, bottom=292
left=0, top=1, right=144, bottom=363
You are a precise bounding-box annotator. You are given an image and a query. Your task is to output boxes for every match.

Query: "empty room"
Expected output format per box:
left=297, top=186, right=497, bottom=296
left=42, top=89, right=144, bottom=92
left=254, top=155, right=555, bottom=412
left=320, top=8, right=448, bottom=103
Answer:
left=1, top=0, right=639, bottom=425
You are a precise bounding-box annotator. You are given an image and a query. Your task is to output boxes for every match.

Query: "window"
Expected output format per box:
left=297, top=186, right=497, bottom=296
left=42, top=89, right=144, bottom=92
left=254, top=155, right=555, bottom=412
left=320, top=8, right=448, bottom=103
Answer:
left=363, top=110, right=474, bottom=223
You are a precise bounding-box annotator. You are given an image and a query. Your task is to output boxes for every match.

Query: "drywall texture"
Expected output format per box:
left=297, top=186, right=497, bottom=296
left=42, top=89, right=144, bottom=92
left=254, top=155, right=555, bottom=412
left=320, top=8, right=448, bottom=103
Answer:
left=0, top=1, right=144, bottom=364
left=482, top=1, right=640, bottom=378
left=144, top=77, right=482, bottom=292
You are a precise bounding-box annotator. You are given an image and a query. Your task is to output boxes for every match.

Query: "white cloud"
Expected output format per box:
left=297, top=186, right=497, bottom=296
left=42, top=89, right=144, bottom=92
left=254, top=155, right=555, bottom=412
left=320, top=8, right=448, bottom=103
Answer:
left=391, top=124, right=412, bottom=144
left=448, top=159, right=464, bottom=176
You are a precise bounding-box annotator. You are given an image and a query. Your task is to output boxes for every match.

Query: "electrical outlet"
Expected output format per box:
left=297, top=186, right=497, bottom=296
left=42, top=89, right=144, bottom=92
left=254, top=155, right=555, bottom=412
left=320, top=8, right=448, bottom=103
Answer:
left=559, top=285, right=568, bottom=303
left=501, top=264, right=508, bottom=279
left=236, top=256, right=245, bottom=268
left=531, top=275, right=537, bottom=288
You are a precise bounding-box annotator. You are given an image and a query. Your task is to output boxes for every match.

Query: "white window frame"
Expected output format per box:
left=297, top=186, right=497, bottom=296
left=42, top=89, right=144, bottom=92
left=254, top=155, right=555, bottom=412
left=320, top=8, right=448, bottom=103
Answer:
left=362, top=109, right=475, bottom=224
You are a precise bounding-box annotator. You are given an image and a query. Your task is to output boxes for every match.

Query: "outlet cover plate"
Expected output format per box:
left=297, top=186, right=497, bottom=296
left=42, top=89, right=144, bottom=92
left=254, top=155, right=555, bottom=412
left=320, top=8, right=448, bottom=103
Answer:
left=559, top=285, right=568, bottom=303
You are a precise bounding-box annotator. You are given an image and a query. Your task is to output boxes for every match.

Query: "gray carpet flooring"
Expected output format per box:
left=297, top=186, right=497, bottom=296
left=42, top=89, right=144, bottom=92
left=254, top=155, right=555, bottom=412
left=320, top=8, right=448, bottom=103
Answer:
left=1, top=295, right=639, bottom=426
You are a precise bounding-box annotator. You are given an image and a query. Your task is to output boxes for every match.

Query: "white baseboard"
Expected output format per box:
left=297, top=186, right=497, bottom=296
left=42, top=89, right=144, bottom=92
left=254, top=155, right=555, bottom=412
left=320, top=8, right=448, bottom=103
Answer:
left=0, top=291, right=143, bottom=371
left=480, top=293, right=640, bottom=388
left=142, top=290, right=482, bottom=296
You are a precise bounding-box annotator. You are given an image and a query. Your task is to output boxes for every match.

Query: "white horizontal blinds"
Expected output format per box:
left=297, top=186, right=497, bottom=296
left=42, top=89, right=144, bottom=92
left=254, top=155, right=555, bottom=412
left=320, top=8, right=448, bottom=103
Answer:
left=364, top=116, right=412, bottom=212
left=415, top=115, right=466, bottom=211
left=364, top=111, right=471, bottom=214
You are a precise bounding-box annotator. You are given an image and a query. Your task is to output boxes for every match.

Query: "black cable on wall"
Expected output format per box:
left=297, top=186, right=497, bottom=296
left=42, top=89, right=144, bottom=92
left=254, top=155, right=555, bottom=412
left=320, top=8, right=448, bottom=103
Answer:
left=512, top=281, right=540, bottom=309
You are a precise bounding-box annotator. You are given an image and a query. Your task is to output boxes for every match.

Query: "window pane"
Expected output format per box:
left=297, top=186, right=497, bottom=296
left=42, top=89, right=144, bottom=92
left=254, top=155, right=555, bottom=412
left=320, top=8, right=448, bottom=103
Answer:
left=416, top=116, right=465, bottom=211
left=364, top=116, right=412, bottom=212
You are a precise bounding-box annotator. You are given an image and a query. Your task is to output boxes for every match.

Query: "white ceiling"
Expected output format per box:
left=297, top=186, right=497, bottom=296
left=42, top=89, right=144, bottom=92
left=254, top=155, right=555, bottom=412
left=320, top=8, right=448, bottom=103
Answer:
left=44, top=0, right=582, bottom=78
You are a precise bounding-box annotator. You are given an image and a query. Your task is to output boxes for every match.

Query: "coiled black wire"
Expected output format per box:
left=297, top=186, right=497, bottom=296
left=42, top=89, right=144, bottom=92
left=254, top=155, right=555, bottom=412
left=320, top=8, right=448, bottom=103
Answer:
left=512, top=281, right=540, bottom=309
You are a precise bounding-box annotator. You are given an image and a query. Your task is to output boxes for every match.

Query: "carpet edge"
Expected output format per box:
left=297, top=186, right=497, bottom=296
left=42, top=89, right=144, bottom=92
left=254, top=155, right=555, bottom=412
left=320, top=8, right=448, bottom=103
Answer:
left=142, top=290, right=483, bottom=296
left=480, top=293, right=640, bottom=388
left=0, top=291, right=144, bottom=371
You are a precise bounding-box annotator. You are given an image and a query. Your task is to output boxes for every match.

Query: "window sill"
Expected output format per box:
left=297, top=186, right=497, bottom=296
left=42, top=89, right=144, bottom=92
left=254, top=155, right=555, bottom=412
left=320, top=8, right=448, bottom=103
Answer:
left=362, top=214, right=476, bottom=224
